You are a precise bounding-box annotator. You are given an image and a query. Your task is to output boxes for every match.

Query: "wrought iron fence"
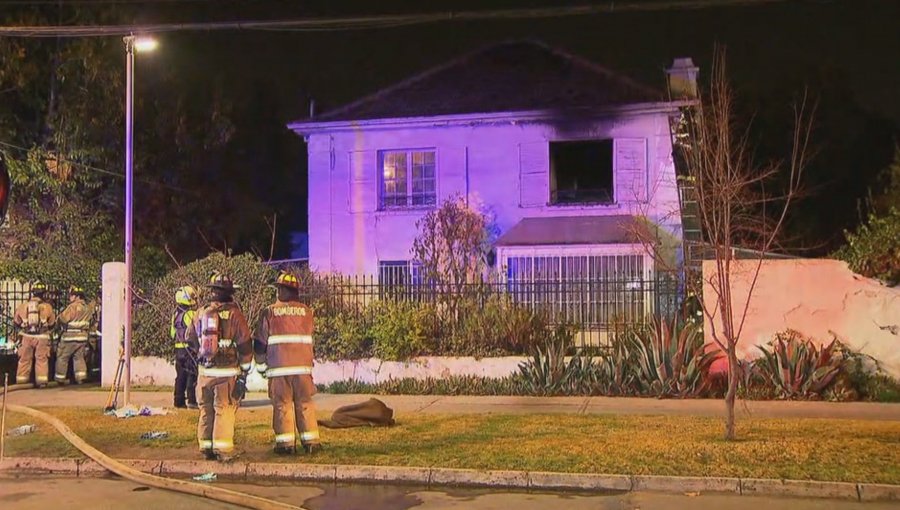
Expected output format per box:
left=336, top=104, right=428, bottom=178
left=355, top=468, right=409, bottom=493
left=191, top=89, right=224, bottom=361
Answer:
left=0, top=280, right=67, bottom=348
left=295, top=271, right=684, bottom=348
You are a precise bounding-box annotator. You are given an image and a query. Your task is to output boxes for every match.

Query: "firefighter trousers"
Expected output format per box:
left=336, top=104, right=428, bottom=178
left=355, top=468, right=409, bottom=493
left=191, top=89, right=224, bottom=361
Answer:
left=174, top=349, right=198, bottom=407
left=55, top=341, right=88, bottom=383
left=269, top=374, right=320, bottom=446
left=16, top=335, right=51, bottom=385
left=197, top=375, right=238, bottom=454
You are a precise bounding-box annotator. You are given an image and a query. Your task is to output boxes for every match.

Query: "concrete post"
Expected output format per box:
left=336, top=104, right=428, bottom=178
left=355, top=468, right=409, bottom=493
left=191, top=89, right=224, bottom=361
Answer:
left=101, top=262, right=126, bottom=387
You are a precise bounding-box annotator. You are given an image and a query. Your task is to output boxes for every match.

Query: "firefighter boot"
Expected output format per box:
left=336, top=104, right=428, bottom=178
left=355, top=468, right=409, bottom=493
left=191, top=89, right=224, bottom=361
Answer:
left=303, top=443, right=322, bottom=455
left=273, top=444, right=295, bottom=455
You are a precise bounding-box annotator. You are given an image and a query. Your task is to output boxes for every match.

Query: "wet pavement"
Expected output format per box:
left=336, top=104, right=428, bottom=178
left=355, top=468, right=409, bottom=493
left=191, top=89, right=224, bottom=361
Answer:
left=1, top=476, right=895, bottom=510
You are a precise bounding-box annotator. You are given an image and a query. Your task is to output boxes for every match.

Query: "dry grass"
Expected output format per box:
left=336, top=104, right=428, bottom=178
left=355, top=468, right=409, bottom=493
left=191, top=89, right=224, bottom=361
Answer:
left=3, top=407, right=899, bottom=484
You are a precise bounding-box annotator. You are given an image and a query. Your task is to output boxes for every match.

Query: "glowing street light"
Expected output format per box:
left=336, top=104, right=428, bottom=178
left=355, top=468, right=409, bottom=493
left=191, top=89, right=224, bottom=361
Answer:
left=133, top=36, right=159, bottom=53
left=121, top=34, right=156, bottom=406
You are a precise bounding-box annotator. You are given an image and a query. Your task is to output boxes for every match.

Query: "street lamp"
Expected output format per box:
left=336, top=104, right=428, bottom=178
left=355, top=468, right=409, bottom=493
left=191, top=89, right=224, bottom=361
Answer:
left=122, top=34, right=156, bottom=406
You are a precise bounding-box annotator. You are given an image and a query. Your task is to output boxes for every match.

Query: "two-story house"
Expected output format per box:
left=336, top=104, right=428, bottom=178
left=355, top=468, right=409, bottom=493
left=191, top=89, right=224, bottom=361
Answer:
left=289, top=41, right=693, bottom=289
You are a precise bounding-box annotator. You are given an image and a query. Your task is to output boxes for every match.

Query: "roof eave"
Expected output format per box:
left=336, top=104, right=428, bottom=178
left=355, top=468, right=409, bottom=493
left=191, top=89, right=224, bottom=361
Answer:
left=287, top=100, right=698, bottom=136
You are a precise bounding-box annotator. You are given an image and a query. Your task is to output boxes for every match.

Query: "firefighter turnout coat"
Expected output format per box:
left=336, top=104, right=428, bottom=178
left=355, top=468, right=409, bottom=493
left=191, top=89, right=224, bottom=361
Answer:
left=55, top=297, right=96, bottom=383
left=254, top=299, right=320, bottom=446
left=186, top=300, right=252, bottom=454
left=13, top=297, right=56, bottom=385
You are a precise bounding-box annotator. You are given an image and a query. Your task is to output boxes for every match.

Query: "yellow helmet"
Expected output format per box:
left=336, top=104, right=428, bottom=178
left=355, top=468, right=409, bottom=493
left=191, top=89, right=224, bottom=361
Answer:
left=31, top=281, right=48, bottom=296
left=175, top=285, right=197, bottom=306
left=275, top=271, right=301, bottom=290
left=69, top=285, right=85, bottom=297
left=207, top=272, right=235, bottom=292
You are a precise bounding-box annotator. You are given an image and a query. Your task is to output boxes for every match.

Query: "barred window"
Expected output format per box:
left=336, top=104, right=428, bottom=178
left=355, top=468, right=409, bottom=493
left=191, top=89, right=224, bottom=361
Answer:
left=380, top=150, right=436, bottom=209
left=378, top=260, right=424, bottom=300
left=505, top=254, right=647, bottom=328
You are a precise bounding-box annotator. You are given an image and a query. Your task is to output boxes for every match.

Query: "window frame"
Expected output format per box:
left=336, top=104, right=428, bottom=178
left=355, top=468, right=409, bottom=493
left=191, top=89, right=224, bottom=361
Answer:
left=378, top=148, right=437, bottom=210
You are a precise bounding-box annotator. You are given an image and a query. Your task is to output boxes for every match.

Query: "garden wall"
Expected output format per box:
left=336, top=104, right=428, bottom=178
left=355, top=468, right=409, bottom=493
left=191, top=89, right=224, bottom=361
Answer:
left=702, top=259, right=900, bottom=378
left=129, top=355, right=527, bottom=392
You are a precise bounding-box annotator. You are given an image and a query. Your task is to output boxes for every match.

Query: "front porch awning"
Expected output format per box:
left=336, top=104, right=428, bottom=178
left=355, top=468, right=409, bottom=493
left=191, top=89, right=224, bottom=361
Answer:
left=495, top=215, right=648, bottom=247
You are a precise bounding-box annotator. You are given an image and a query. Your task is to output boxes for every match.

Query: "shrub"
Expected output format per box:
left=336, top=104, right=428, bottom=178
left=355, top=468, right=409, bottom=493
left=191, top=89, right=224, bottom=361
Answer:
left=314, top=308, right=372, bottom=361
left=368, top=300, right=435, bottom=361
left=516, top=324, right=604, bottom=396
left=754, top=330, right=844, bottom=400
left=839, top=343, right=900, bottom=402
left=451, top=294, right=548, bottom=356
left=133, top=252, right=276, bottom=359
left=833, top=208, right=900, bottom=285
left=628, top=317, right=721, bottom=398
left=317, top=375, right=523, bottom=396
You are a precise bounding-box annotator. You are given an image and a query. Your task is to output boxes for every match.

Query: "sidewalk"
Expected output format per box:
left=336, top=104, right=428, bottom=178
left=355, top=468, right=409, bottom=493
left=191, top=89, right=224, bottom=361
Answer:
left=6, top=386, right=899, bottom=420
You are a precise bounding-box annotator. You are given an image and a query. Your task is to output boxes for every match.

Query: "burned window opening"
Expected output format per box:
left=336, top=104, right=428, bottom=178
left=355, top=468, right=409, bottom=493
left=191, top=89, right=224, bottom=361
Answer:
left=549, top=140, right=614, bottom=205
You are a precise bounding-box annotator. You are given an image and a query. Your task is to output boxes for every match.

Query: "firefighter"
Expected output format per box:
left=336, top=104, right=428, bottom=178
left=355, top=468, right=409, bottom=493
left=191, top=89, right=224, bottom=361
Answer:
left=254, top=271, right=321, bottom=455
left=171, top=285, right=199, bottom=409
left=13, top=282, right=56, bottom=387
left=187, top=273, right=252, bottom=461
left=54, top=285, right=96, bottom=384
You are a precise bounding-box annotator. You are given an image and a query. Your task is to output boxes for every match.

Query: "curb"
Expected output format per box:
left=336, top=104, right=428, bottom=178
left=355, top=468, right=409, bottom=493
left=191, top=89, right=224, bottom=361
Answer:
left=2, top=456, right=898, bottom=502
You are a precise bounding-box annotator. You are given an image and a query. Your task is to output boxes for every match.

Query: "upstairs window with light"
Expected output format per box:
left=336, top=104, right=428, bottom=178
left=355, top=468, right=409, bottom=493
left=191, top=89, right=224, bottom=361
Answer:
left=379, top=149, right=436, bottom=209
left=549, top=140, right=614, bottom=205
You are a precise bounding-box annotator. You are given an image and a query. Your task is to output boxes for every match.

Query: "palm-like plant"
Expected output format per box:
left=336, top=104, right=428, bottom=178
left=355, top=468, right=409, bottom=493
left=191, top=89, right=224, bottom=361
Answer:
left=755, top=330, right=844, bottom=399
left=629, top=316, right=721, bottom=397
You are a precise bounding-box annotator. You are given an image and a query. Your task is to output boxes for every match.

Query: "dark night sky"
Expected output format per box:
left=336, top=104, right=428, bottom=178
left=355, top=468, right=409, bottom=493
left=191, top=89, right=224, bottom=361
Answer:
left=6, top=0, right=900, bottom=256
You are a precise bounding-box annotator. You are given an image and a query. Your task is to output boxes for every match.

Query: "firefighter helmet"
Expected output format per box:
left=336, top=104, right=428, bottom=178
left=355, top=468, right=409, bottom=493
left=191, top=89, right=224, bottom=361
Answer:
left=207, top=272, right=235, bottom=292
left=31, top=281, right=48, bottom=296
left=175, top=285, right=197, bottom=306
left=275, top=271, right=301, bottom=290
left=69, top=285, right=85, bottom=297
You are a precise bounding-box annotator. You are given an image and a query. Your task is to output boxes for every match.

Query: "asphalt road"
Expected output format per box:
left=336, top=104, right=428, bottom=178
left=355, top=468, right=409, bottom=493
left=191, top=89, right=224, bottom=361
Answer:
left=0, top=476, right=895, bottom=510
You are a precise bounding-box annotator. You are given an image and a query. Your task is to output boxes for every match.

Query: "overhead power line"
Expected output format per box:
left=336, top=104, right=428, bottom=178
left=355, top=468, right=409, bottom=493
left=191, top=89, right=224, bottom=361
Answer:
left=0, top=139, right=197, bottom=195
left=0, top=0, right=805, bottom=37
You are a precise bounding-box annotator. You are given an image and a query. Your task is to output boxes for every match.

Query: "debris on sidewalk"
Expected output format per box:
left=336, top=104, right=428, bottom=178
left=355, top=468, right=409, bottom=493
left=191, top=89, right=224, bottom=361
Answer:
left=106, top=404, right=170, bottom=419
left=140, top=431, right=169, bottom=440
left=139, top=405, right=169, bottom=417
left=7, top=424, right=36, bottom=436
left=193, top=472, right=217, bottom=482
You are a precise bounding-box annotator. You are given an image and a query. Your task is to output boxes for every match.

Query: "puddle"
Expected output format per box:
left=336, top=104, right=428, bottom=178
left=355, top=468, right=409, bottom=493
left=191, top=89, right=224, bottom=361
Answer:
left=303, top=483, right=424, bottom=510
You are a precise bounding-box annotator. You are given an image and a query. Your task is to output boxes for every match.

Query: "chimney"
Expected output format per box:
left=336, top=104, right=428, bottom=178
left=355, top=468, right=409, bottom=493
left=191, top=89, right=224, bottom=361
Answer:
left=666, top=58, right=699, bottom=100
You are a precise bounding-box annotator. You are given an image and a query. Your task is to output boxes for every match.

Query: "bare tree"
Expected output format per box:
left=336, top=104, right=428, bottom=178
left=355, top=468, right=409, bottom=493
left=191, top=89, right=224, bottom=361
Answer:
left=640, top=49, right=814, bottom=440
left=411, top=194, right=493, bottom=322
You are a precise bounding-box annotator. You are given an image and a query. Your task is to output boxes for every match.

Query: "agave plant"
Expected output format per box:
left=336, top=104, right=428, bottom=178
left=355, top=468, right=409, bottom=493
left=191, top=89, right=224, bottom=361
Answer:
left=517, top=324, right=594, bottom=396
left=628, top=316, right=721, bottom=398
left=597, top=329, right=639, bottom=396
left=755, top=330, right=845, bottom=399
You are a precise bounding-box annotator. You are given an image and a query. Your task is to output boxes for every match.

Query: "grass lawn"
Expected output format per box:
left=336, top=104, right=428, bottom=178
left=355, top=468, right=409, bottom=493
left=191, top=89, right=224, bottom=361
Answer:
left=3, top=407, right=899, bottom=484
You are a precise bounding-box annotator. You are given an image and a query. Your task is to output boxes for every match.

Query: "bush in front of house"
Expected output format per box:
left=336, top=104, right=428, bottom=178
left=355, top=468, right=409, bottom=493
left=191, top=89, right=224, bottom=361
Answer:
left=132, top=252, right=276, bottom=359
left=368, top=299, right=436, bottom=360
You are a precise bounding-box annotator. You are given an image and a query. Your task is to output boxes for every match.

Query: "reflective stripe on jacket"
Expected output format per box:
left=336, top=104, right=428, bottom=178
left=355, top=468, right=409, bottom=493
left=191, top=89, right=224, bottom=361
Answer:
left=58, top=298, right=96, bottom=342
left=253, top=300, right=314, bottom=377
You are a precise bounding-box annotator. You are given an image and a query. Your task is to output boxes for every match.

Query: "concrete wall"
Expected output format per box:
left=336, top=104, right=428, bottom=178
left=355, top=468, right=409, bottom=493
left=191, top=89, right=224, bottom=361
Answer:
left=101, top=262, right=126, bottom=387
left=306, top=111, right=681, bottom=275
left=129, top=356, right=527, bottom=392
left=702, top=259, right=900, bottom=378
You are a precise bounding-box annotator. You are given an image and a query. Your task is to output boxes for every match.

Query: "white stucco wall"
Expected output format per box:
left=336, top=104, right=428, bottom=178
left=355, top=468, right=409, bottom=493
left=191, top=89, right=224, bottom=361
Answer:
left=129, top=356, right=527, bottom=391
left=305, top=111, right=681, bottom=275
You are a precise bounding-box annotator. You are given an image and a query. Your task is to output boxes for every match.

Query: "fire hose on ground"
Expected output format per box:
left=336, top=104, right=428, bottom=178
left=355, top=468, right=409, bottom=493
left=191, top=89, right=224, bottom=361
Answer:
left=0, top=381, right=306, bottom=510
